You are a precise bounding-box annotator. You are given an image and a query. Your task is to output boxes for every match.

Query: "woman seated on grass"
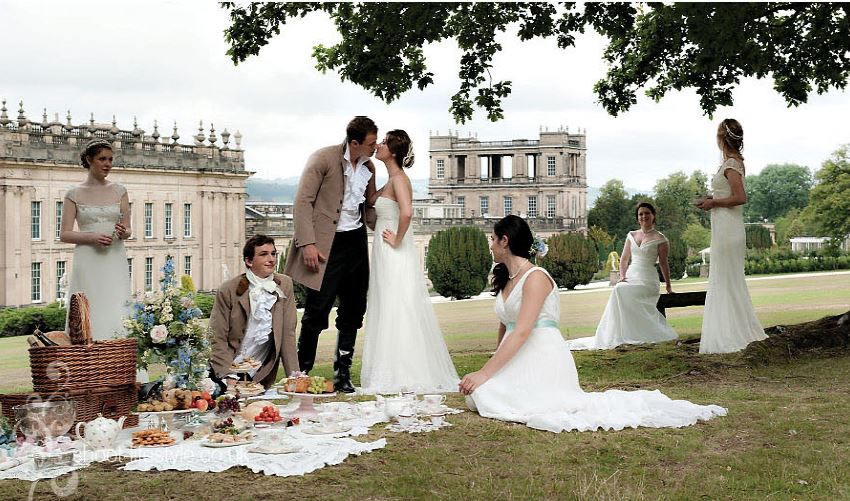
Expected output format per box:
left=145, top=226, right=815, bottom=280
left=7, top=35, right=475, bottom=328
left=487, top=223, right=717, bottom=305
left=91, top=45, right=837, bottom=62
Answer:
left=459, top=215, right=727, bottom=433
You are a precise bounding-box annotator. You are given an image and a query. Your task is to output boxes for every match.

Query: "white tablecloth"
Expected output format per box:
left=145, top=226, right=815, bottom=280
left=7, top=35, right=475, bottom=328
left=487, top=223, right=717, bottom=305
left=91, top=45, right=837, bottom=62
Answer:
left=0, top=401, right=388, bottom=481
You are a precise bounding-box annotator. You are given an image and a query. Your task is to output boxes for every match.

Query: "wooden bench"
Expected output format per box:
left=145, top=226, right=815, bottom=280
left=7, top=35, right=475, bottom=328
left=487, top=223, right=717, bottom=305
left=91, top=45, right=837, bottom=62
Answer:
left=656, top=291, right=707, bottom=317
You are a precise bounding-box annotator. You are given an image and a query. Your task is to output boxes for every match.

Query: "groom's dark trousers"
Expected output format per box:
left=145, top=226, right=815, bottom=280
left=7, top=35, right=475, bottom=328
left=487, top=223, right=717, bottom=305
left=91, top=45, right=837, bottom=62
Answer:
left=297, top=225, right=369, bottom=379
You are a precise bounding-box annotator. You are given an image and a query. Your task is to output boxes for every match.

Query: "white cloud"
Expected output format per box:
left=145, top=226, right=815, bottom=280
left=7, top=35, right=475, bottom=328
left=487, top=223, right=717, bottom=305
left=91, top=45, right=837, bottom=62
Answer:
left=2, top=1, right=847, bottom=191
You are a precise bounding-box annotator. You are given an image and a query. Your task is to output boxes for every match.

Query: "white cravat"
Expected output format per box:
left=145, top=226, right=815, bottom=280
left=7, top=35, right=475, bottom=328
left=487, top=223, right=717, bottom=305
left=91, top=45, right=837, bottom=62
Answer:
left=246, top=269, right=284, bottom=317
left=235, top=270, right=284, bottom=377
left=338, top=144, right=373, bottom=232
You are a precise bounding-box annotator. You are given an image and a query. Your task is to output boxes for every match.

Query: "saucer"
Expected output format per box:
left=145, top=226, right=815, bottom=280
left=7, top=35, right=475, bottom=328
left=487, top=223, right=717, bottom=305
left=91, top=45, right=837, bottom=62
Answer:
left=302, top=424, right=352, bottom=435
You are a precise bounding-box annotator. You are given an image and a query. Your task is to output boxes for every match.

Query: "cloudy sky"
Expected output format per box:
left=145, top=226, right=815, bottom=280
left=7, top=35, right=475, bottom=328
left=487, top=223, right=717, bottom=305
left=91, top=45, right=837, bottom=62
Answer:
left=2, top=2, right=848, bottom=191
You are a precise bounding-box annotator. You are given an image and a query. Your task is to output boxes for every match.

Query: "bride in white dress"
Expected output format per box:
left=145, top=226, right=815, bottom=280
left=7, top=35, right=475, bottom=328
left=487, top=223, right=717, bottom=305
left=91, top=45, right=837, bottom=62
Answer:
left=460, top=215, right=726, bottom=433
left=359, top=130, right=460, bottom=394
left=695, top=119, right=766, bottom=353
left=60, top=139, right=132, bottom=341
left=566, top=202, right=678, bottom=350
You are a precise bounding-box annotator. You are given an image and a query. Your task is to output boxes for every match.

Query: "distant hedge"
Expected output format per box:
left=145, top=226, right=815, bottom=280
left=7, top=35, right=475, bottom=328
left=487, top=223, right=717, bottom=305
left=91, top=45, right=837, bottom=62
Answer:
left=0, top=302, right=67, bottom=338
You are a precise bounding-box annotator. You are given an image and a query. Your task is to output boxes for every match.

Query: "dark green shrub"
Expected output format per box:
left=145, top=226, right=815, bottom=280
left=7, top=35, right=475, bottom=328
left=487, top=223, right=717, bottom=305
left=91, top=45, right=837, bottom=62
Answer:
left=539, top=233, right=598, bottom=290
left=426, top=227, right=491, bottom=300
left=194, top=293, right=215, bottom=319
left=0, top=302, right=67, bottom=338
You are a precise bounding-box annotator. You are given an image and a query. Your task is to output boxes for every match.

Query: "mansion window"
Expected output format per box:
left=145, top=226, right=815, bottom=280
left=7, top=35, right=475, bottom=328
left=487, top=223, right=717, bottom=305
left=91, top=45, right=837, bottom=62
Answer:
left=144, top=203, right=153, bottom=238
left=528, top=196, right=538, bottom=218
left=547, top=156, right=556, bottom=176
left=55, top=201, right=62, bottom=240
left=164, top=203, right=173, bottom=238
left=547, top=195, right=556, bottom=218
left=436, top=159, right=445, bottom=179
left=31, top=262, right=41, bottom=303
left=504, top=196, right=512, bottom=216
left=56, top=261, right=66, bottom=301
left=144, top=257, right=153, bottom=291
left=31, top=201, right=41, bottom=240
left=183, top=203, right=192, bottom=237
left=480, top=196, right=489, bottom=216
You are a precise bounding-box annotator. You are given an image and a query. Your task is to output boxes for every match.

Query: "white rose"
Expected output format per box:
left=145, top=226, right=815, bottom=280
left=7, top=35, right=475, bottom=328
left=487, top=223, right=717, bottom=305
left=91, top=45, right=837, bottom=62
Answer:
left=150, top=324, right=168, bottom=344
left=180, top=297, right=194, bottom=309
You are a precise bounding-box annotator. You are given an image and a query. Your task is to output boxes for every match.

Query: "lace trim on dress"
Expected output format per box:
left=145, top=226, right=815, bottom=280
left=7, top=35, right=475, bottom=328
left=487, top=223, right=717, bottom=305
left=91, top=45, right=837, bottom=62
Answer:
left=721, top=157, right=745, bottom=176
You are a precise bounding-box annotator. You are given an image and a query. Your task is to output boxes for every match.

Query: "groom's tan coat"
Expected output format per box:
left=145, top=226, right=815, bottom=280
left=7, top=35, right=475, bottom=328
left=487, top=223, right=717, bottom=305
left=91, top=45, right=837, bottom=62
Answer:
left=284, top=142, right=376, bottom=291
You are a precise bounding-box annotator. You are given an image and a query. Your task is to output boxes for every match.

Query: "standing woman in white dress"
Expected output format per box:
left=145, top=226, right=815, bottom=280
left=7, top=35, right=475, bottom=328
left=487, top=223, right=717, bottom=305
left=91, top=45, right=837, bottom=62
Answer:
left=60, top=138, right=132, bottom=341
left=566, top=202, right=678, bottom=350
left=358, top=130, right=460, bottom=394
left=695, top=119, right=767, bottom=353
left=459, top=215, right=726, bottom=432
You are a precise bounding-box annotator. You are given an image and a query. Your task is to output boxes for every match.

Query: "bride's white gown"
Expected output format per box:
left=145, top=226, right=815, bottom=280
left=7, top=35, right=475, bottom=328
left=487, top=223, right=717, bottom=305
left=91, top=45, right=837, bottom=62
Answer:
left=468, top=267, right=727, bottom=433
left=566, top=232, right=678, bottom=350
left=700, top=158, right=767, bottom=354
left=65, top=184, right=131, bottom=341
left=359, top=197, right=460, bottom=394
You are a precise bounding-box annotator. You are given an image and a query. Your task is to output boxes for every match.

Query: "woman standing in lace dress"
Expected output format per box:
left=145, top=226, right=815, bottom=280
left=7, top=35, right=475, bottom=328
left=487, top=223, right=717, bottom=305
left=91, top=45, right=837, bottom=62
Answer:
left=695, top=119, right=767, bottom=353
left=60, top=139, right=132, bottom=341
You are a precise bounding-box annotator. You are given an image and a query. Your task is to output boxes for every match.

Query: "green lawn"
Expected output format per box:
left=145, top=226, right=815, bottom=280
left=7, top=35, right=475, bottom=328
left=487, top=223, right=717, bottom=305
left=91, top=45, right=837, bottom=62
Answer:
left=0, top=271, right=848, bottom=499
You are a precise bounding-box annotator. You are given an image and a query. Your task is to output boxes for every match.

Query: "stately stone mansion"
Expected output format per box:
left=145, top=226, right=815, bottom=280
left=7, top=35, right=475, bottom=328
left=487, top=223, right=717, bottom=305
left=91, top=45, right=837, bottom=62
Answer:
left=428, top=128, right=588, bottom=228
left=0, top=100, right=249, bottom=308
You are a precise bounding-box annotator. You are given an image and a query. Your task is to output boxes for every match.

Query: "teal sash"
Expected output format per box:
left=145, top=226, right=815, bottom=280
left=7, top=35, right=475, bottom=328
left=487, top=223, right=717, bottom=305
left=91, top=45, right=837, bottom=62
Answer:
left=505, top=319, right=559, bottom=332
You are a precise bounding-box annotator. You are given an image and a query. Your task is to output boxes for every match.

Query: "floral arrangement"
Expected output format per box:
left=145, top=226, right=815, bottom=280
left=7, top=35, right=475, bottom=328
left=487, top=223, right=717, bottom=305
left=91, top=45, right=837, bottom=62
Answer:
left=124, top=257, right=214, bottom=392
left=530, top=234, right=549, bottom=260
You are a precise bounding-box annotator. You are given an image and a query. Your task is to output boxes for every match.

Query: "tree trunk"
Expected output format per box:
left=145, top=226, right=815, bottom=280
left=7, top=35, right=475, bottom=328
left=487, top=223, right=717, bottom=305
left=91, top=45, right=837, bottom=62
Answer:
left=743, top=310, right=850, bottom=365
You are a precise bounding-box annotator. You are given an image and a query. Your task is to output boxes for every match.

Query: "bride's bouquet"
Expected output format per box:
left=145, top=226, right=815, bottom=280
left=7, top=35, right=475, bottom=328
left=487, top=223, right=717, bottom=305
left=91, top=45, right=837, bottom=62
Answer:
left=124, top=257, right=214, bottom=391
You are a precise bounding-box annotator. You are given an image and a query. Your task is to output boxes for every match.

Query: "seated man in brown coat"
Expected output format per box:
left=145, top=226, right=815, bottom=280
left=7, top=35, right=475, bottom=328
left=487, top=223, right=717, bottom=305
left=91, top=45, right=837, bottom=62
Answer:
left=209, top=235, right=299, bottom=390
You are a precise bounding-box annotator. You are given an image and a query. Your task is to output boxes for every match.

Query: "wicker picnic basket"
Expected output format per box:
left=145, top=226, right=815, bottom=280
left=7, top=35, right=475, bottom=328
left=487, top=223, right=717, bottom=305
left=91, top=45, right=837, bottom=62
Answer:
left=29, top=338, right=138, bottom=392
left=29, top=291, right=138, bottom=392
left=0, top=385, right=139, bottom=433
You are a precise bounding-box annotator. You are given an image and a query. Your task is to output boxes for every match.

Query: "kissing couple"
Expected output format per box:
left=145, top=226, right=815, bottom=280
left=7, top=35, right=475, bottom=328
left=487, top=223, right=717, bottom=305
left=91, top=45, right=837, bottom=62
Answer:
left=285, top=116, right=459, bottom=394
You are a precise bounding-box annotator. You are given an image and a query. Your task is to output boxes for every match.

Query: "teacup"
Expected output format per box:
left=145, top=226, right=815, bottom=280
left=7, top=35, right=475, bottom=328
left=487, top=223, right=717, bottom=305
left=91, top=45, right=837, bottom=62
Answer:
left=318, top=412, right=341, bottom=427
left=396, top=413, right=415, bottom=427
left=430, top=413, right=446, bottom=426
left=423, top=394, right=446, bottom=407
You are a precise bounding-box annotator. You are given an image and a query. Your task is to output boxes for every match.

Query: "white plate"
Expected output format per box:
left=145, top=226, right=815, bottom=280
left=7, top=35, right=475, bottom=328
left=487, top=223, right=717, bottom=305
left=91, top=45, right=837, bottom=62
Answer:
left=132, top=408, right=196, bottom=415
left=248, top=443, right=302, bottom=454
left=200, top=439, right=254, bottom=448
left=130, top=442, right=177, bottom=449
left=301, top=424, right=352, bottom=435
left=277, top=391, right=337, bottom=398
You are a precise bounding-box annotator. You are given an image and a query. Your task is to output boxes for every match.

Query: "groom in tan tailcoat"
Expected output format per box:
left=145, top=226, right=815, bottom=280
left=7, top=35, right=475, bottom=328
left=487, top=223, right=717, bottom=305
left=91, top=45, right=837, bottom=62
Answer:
left=284, top=116, right=377, bottom=392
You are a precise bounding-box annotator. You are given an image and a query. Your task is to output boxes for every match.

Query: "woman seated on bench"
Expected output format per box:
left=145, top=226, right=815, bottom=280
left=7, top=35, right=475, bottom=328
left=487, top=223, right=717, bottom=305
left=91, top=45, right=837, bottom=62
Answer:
left=566, top=202, right=678, bottom=350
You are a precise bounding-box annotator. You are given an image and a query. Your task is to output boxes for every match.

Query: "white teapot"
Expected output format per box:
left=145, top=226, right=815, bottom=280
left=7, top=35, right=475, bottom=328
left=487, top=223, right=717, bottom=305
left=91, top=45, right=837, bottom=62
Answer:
left=75, top=413, right=126, bottom=450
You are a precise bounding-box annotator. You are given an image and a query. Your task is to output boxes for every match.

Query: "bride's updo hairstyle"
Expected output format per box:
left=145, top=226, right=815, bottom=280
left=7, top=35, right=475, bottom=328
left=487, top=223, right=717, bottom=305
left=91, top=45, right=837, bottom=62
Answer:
left=386, top=129, right=415, bottom=168
left=717, top=118, right=744, bottom=161
left=80, top=138, right=113, bottom=169
left=491, top=215, right=533, bottom=295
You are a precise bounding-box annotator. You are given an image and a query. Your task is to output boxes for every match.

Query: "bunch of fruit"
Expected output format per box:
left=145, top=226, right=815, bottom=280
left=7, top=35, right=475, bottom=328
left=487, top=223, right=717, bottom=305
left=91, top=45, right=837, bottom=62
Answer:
left=211, top=417, right=238, bottom=435
left=254, top=405, right=283, bottom=423
left=215, top=394, right=241, bottom=415
left=191, top=391, right=216, bottom=412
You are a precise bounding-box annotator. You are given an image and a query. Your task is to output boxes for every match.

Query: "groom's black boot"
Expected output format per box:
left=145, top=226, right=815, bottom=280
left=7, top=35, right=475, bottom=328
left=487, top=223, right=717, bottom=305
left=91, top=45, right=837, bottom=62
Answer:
left=333, top=331, right=357, bottom=393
